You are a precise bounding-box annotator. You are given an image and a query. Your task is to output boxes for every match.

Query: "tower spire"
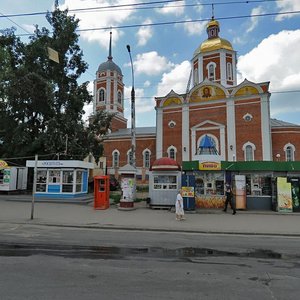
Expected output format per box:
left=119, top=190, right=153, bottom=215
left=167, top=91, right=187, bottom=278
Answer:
left=211, top=4, right=215, bottom=20
left=108, top=31, right=113, bottom=60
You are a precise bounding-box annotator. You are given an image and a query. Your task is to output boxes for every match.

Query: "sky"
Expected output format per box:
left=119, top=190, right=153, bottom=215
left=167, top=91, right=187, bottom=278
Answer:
left=1, top=0, right=300, bottom=127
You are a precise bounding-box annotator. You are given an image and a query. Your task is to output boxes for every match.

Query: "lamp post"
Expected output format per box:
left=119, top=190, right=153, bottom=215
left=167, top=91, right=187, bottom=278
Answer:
left=126, top=45, right=136, bottom=204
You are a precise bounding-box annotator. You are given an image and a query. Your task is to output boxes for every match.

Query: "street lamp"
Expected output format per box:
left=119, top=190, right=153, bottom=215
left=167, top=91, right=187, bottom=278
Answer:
left=126, top=45, right=136, bottom=171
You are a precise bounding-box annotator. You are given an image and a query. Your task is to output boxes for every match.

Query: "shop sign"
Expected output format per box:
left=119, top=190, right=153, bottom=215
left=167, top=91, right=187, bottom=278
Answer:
left=182, top=186, right=194, bottom=197
left=0, top=160, right=8, bottom=169
left=277, top=177, right=293, bottom=213
left=199, top=161, right=221, bottom=171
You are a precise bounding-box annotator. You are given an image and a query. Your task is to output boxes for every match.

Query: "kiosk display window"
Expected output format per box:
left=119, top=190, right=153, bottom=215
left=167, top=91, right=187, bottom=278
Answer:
left=245, top=173, right=272, bottom=196
left=36, top=170, right=47, bottom=192
left=195, top=172, right=224, bottom=196
left=62, top=170, right=73, bottom=193
left=153, top=175, right=177, bottom=190
left=49, top=170, right=60, bottom=184
left=76, top=170, right=83, bottom=192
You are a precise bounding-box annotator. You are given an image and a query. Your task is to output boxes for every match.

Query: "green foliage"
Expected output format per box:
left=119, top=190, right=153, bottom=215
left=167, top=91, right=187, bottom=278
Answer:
left=0, top=7, right=112, bottom=164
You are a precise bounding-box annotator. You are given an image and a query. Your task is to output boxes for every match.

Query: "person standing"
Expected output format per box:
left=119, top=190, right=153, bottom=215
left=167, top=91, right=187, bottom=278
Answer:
left=223, top=183, right=236, bottom=215
left=175, top=189, right=185, bottom=220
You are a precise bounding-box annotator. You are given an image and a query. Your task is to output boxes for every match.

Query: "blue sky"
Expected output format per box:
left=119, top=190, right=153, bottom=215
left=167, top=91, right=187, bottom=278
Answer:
left=1, top=0, right=300, bottom=127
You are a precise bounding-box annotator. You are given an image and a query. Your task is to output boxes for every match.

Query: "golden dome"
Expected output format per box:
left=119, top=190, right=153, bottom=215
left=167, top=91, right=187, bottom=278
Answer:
left=193, top=37, right=233, bottom=56
left=207, top=19, right=219, bottom=28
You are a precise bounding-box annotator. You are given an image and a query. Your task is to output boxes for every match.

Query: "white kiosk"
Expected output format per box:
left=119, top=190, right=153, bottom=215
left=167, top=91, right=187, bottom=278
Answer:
left=0, top=160, right=27, bottom=192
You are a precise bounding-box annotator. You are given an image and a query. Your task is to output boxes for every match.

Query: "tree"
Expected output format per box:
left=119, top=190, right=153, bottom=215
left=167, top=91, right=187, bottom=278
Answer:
left=0, top=7, right=112, bottom=163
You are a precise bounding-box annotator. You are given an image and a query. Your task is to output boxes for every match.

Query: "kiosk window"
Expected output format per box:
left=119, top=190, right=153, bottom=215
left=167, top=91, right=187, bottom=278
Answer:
left=76, top=170, right=83, bottom=192
left=153, top=175, right=177, bottom=190
left=62, top=171, right=73, bottom=193
left=49, top=170, right=60, bottom=184
left=36, top=170, right=47, bottom=192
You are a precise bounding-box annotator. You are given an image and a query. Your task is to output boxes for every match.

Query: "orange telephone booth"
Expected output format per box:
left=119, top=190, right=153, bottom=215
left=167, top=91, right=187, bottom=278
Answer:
left=94, top=175, right=110, bottom=210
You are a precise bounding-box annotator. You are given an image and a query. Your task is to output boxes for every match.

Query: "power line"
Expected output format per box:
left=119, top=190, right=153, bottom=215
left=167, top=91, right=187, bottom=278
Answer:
left=13, top=9, right=300, bottom=37
left=0, top=0, right=284, bottom=19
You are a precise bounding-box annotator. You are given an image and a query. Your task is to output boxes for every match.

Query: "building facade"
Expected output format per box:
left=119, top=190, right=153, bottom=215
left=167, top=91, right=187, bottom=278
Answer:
left=94, top=20, right=300, bottom=184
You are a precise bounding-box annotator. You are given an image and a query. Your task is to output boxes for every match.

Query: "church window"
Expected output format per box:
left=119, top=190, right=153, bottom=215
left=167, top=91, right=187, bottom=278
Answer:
left=117, top=91, right=122, bottom=104
left=207, top=63, right=216, bottom=81
left=112, top=150, right=120, bottom=168
left=284, top=144, right=295, bottom=161
left=99, top=89, right=106, bottom=102
left=243, top=142, right=256, bottom=161
left=198, top=135, right=218, bottom=155
left=143, top=149, right=151, bottom=168
left=167, top=146, right=177, bottom=160
left=127, top=150, right=133, bottom=165
left=226, top=62, right=233, bottom=81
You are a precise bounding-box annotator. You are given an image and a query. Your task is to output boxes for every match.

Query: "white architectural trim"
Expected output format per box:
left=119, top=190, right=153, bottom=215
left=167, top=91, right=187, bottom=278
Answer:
left=220, top=51, right=226, bottom=86
left=260, top=94, right=272, bottom=160
left=242, top=142, right=256, bottom=161
left=284, top=143, right=295, bottom=161
left=182, top=105, right=190, bottom=161
left=226, top=98, right=236, bottom=161
left=191, top=120, right=225, bottom=161
left=156, top=108, right=163, bottom=159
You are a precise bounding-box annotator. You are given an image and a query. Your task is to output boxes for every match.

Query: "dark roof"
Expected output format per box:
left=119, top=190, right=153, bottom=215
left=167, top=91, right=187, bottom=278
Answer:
left=98, top=59, right=122, bottom=75
left=270, top=118, right=300, bottom=128
left=107, top=127, right=156, bottom=138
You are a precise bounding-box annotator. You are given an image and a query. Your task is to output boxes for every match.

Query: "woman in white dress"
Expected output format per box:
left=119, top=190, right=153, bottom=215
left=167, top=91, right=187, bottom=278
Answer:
left=175, top=189, right=185, bottom=220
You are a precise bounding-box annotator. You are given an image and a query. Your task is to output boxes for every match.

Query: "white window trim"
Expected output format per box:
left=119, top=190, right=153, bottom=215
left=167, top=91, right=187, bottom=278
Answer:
left=98, top=88, right=106, bottom=103
left=284, top=143, right=295, bottom=161
left=127, top=149, right=133, bottom=165
left=167, top=146, right=177, bottom=160
left=207, top=62, right=216, bottom=81
left=112, top=150, right=120, bottom=168
left=226, top=62, right=233, bottom=81
left=142, top=149, right=151, bottom=168
left=242, top=142, right=256, bottom=161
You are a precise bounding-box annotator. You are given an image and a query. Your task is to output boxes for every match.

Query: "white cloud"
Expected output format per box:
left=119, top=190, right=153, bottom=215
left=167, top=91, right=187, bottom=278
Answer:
left=247, top=6, right=264, bottom=33
left=136, top=19, right=153, bottom=46
left=276, top=0, right=300, bottom=21
left=144, top=80, right=151, bottom=87
left=157, top=60, right=191, bottom=96
left=124, top=86, right=155, bottom=127
left=156, top=1, right=185, bottom=16
left=181, top=18, right=206, bottom=36
left=237, top=29, right=300, bottom=117
left=61, top=0, right=137, bottom=47
left=130, top=51, right=175, bottom=76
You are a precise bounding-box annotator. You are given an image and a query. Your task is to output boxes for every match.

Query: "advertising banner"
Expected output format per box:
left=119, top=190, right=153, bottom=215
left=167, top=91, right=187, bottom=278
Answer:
left=234, top=175, right=246, bottom=209
left=277, top=177, right=293, bottom=212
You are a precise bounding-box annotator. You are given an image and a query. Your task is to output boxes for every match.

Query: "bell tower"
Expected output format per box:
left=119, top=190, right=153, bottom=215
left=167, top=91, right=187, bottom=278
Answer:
left=191, top=18, right=237, bottom=88
left=93, top=32, right=127, bottom=131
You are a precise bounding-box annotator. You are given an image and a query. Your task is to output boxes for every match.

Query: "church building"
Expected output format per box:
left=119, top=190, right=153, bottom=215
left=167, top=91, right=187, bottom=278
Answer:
left=93, top=19, right=300, bottom=198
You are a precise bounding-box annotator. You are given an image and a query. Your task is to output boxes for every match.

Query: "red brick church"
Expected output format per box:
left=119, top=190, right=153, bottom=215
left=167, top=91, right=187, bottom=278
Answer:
left=93, top=19, right=300, bottom=182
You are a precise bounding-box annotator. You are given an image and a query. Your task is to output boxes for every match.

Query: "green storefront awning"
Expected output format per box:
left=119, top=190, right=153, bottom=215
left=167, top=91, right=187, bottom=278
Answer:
left=182, top=161, right=300, bottom=172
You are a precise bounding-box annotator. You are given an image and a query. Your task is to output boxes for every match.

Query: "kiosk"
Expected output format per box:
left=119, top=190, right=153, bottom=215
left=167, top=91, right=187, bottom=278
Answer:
left=94, top=175, right=110, bottom=209
left=149, top=157, right=181, bottom=207
left=0, top=160, right=27, bottom=192
left=26, top=160, right=93, bottom=198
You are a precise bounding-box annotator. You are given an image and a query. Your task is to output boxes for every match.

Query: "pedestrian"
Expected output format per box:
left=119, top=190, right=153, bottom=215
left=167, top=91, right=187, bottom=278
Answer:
left=175, top=189, right=185, bottom=220
left=223, top=183, right=236, bottom=215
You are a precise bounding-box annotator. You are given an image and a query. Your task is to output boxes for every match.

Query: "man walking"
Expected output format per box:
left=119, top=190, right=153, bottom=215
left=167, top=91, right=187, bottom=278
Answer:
left=223, top=183, right=236, bottom=215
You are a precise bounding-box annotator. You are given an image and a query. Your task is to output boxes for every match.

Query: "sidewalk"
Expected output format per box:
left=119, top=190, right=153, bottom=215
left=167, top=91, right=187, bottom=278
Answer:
left=0, top=195, right=300, bottom=236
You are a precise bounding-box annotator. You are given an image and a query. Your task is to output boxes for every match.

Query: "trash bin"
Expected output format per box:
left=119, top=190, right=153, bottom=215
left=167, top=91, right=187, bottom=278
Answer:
left=94, top=175, right=110, bottom=210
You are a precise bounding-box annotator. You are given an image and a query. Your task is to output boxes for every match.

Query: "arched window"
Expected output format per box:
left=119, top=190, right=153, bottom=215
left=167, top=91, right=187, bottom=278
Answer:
left=284, top=144, right=295, bottom=161
left=194, top=68, right=199, bottom=85
left=112, top=150, right=120, bottom=168
left=167, top=146, right=177, bottom=160
left=198, top=134, right=218, bottom=155
left=243, top=142, right=256, bottom=161
left=117, top=91, right=122, bottom=104
left=127, top=149, right=133, bottom=165
left=207, top=63, right=216, bottom=81
left=143, top=149, right=151, bottom=168
left=226, top=62, right=233, bottom=81
left=99, top=89, right=106, bottom=102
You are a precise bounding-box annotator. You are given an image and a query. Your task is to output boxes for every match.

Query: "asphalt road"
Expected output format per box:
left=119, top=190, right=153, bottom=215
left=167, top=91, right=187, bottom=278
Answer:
left=0, top=224, right=300, bottom=299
